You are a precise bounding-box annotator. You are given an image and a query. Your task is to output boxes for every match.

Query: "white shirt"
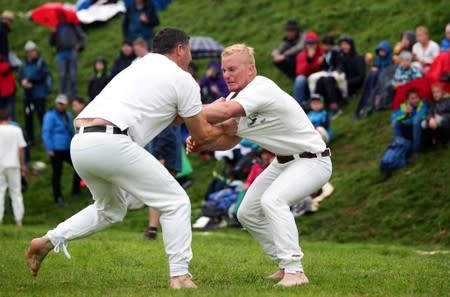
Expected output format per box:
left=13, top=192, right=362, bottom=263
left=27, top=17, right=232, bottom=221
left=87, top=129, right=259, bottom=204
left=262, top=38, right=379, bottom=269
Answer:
left=412, top=40, right=440, bottom=64
left=78, top=53, right=202, bottom=146
left=0, top=124, right=27, bottom=169
left=231, top=76, right=326, bottom=155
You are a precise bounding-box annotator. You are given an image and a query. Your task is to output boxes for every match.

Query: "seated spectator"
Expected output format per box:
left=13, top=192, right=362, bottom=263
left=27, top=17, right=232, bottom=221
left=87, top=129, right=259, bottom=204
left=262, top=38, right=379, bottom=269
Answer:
left=42, top=94, right=81, bottom=205
left=133, top=37, right=149, bottom=60
left=422, top=83, right=450, bottom=147
left=440, top=23, right=450, bottom=52
left=199, top=61, right=229, bottom=104
left=293, top=31, right=323, bottom=109
left=355, top=41, right=393, bottom=119
left=88, top=57, right=109, bottom=101
left=391, top=51, right=422, bottom=90
left=0, top=108, right=27, bottom=227
left=271, top=20, right=304, bottom=80
left=391, top=88, right=428, bottom=161
left=393, top=30, right=416, bottom=62
left=307, top=94, right=330, bottom=144
left=122, top=0, right=159, bottom=49
left=337, top=34, right=366, bottom=98
left=412, top=26, right=440, bottom=73
left=19, top=41, right=51, bottom=145
left=110, top=40, right=136, bottom=79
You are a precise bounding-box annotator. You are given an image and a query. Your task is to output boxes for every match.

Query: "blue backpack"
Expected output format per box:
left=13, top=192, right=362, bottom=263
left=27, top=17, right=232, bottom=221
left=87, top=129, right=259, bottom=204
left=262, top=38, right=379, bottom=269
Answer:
left=380, top=136, right=411, bottom=173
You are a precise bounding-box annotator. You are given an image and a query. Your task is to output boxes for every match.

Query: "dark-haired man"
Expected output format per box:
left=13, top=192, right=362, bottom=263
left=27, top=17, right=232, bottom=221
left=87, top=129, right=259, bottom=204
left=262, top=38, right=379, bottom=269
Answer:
left=26, top=27, right=235, bottom=289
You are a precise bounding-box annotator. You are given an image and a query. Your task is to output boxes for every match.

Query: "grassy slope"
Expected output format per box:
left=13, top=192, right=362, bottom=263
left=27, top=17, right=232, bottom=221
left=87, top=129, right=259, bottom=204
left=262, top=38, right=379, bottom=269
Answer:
left=0, top=0, right=449, bottom=247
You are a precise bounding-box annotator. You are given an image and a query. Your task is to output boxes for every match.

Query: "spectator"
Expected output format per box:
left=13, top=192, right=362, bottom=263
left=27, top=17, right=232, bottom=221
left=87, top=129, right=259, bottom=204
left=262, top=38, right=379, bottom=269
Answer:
left=440, top=23, right=450, bottom=52
left=0, top=10, right=14, bottom=57
left=391, top=51, right=422, bottom=90
left=422, top=83, right=450, bottom=147
left=88, top=57, right=109, bottom=101
left=337, top=34, right=365, bottom=98
left=49, top=12, right=86, bottom=99
left=0, top=47, right=16, bottom=120
left=122, top=0, right=160, bottom=49
left=391, top=88, right=428, bottom=161
left=307, top=94, right=330, bottom=144
left=293, top=31, right=323, bottom=109
left=133, top=37, right=149, bottom=60
left=199, top=61, right=229, bottom=104
left=71, top=96, right=86, bottom=115
left=42, top=94, right=80, bottom=205
left=109, top=40, right=136, bottom=79
left=271, top=20, right=305, bottom=80
left=412, top=26, right=440, bottom=73
left=393, top=30, right=416, bottom=61
left=0, top=108, right=27, bottom=227
left=19, top=41, right=51, bottom=145
left=143, top=125, right=182, bottom=240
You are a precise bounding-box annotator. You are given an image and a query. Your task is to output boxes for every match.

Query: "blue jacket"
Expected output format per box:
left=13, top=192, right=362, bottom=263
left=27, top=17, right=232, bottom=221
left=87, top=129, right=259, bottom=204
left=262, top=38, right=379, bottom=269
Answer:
left=440, top=37, right=450, bottom=52
left=19, top=55, right=50, bottom=100
left=391, top=100, right=429, bottom=125
left=307, top=110, right=330, bottom=130
left=374, top=40, right=393, bottom=71
left=42, top=108, right=73, bottom=152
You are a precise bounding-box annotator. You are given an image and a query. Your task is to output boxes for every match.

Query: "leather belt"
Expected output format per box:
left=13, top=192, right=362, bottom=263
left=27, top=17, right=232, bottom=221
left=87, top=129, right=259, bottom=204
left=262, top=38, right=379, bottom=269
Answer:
left=276, top=148, right=331, bottom=164
left=75, top=125, right=128, bottom=135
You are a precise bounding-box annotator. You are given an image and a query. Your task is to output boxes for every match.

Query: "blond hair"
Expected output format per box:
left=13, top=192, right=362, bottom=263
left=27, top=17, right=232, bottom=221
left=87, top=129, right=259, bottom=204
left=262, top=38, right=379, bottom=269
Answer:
left=416, top=26, right=429, bottom=36
left=222, top=44, right=256, bottom=66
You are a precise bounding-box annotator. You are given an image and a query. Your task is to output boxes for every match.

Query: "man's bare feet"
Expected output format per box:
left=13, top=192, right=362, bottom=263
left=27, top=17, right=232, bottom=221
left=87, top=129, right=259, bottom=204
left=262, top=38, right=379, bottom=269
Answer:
left=25, top=236, right=54, bottom=276
left=277, top=271, right=309, bottom=287
left=265, top=268, right=284, bottom=280
left=169, top=274, right=197, bottom=289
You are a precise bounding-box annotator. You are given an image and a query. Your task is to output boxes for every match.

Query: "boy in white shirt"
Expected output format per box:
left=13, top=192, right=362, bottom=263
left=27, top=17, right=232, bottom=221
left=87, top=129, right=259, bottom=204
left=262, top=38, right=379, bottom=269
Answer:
left=0, top=109, right=27, bottom=226
left=412, top=26, right=440, bottom=73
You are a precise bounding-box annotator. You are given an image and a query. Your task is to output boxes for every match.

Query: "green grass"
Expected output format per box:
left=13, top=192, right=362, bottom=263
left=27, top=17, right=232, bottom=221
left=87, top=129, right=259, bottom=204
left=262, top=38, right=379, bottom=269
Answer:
left=1, top=225, right=450, bottom=297
left=0, top=0, right=450, bottom=295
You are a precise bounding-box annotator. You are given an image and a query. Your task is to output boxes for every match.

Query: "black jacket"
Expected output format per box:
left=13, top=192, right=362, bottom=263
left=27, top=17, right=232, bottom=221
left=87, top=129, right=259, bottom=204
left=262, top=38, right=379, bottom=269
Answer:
left=338, top=37, right=365, bottom=95
left=0, top=21, right=10, bottom=57
left=109, top=52, right=136, bottom=79
left=428, top=97, right=450, bottom=128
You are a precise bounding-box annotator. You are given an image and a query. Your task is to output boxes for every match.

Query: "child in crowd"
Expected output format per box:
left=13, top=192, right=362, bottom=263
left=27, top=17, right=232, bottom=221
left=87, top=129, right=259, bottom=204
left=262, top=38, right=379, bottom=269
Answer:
left=412, top=26, right=440, bottom=73
left=422, top=83, right=450, bottom=147
left=391, top=88, right=429, bottom=161
left=391, top=51, right=422, bottom=90
left=87, top=57, right=109, bottom=101
left=0, top=109, right=27, bottom=226
left=440, top=23, right=450, bottom=52
left=307, top=94, right=331, bottom=144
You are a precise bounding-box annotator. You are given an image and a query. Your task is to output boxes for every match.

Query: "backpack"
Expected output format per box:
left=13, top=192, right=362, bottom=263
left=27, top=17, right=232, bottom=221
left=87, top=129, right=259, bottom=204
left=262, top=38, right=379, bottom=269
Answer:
left=380, top=136, right=411, bottom=173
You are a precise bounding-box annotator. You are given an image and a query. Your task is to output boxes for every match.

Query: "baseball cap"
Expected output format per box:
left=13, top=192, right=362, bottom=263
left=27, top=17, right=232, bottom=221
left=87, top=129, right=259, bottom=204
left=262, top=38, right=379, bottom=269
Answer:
left=55, top=94, right=68, bottom=105
left=2, top=10, right=14, bottom=21
left=311, top=94, right=324, bottom=102
left=24, top=41, right=37, bottom=52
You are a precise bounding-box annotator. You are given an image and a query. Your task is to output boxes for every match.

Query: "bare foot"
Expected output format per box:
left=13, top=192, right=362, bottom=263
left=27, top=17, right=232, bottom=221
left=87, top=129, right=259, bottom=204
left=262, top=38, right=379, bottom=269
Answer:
left=265, top=268, right=284, bottom=280
left=25, top=236, right=54, bottom=277
left=169, top=274, right=197, bottom=289
left=277, top=271, right=309, bottom=287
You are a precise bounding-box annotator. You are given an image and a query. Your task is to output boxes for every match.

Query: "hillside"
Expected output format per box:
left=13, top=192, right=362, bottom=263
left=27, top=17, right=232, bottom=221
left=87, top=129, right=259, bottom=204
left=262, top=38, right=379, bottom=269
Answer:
left=1, top=0, right=449, bottom=246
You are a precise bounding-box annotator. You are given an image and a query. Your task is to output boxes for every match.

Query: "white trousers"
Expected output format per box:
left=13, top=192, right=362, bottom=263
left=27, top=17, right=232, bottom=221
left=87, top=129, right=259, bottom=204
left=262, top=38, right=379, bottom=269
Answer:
left=0, top=167, right=24, bottom=223
left=46, top=132, right=193, bottom=277
left=308, top=71, right=348, bottom=98
left=237, top=155, right=332, bottom=273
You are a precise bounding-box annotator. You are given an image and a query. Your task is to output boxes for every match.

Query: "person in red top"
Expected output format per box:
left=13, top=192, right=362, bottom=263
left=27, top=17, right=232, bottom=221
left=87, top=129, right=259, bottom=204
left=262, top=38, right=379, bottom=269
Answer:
left=293, top=32, right=323, bottom=110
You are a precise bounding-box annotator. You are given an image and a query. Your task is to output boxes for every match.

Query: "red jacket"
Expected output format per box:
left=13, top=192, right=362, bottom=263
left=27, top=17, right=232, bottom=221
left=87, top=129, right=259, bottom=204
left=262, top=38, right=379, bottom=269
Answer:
left=295, top=31, right=323, bottom=77
left=0, top=57, right=16, bottom=98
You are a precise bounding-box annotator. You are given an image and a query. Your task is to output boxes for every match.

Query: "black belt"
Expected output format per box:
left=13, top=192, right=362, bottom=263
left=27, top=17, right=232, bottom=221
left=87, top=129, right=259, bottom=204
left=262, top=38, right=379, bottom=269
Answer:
left=75, top=125, right=128, bottom=135
left=277, top=148, right=331, bottom=164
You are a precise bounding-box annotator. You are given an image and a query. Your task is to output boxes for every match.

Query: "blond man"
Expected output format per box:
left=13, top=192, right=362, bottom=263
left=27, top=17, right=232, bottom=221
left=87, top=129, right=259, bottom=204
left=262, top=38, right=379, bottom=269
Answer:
left=187, top=44, right=332, bottom=286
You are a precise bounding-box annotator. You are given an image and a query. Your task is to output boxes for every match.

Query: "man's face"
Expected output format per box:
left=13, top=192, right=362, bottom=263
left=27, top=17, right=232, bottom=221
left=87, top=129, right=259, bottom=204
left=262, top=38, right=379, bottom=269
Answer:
left=222, top=53, right=255, bottom=93
left=56, top=103, right=67, bottom=112
left=133, top=44, right=148, bottom=58
left=72, top=101, right=84, bottom=114
left=408, top=93, right=420, bottom=106
left=179, top=44, right=192, bottom=71
left=26, top=49, right=38, bottom=60
left=285, top=29, right=297, bottom=40
left=416, top=30, right=428, bottom=44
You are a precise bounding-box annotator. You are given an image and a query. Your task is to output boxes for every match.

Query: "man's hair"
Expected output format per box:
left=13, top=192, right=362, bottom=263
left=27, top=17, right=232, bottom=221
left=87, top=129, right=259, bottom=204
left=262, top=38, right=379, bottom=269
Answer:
left=72, top=96, right=86, bottom=105
left=407, top=88, right=419, bottom=98
left=133, top=37, right=148, bottom=49
left=0, top=108, right=10, bottom=120
left=152, top=27, right=190, bottom=54
left=221, top=44, right=256, bottom=66
left=416, top=26, right=429, bottom=35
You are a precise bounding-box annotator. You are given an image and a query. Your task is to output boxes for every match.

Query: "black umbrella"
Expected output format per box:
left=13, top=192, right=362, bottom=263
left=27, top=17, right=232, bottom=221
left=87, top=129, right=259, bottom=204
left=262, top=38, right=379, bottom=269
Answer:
left=190, top=36, right=224, bottom=59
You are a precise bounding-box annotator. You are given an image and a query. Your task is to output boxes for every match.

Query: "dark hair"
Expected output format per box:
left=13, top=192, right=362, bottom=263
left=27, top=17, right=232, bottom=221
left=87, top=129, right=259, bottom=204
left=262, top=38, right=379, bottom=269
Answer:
left=322, top=34, right=335, bottom=45
left=406, top=88, right=419, bottom=98
left=285, top=20, right=300, bottom=31
left=152, top=27, right=190, bottom=55
left=72, top=96, right=86, bottom=105
left=0, top=108, right=10, bottom=120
